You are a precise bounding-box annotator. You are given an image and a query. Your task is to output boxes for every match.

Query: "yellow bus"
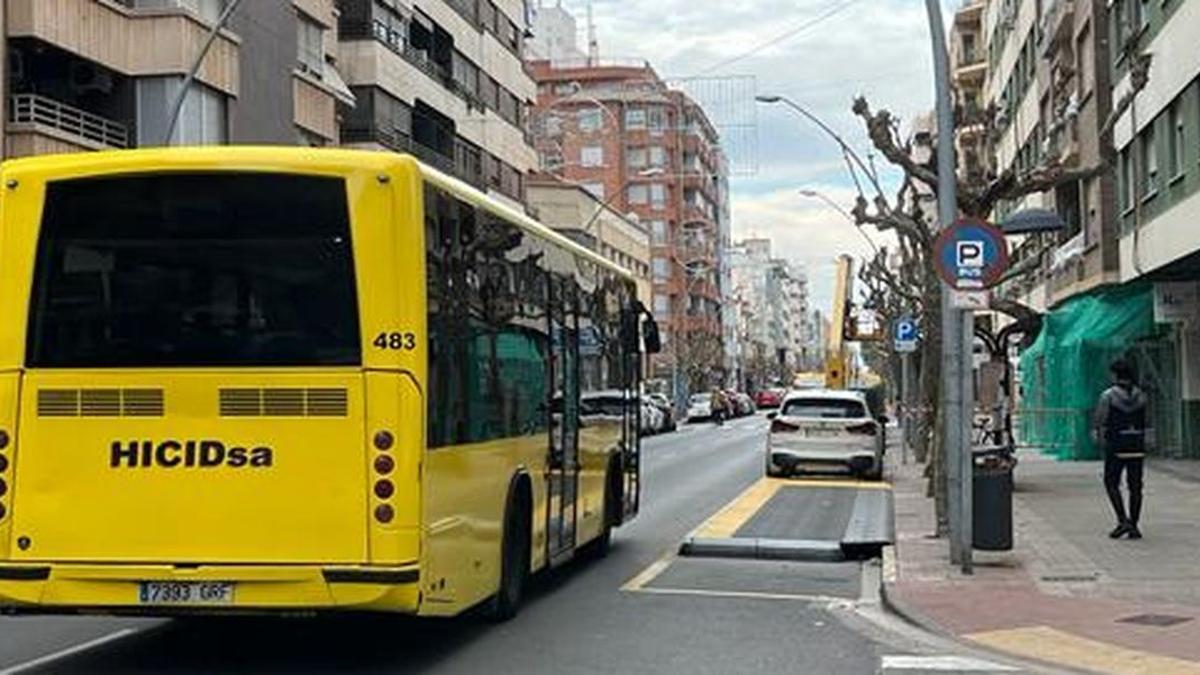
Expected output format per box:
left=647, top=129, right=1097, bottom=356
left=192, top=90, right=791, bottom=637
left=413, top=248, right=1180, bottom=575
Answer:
left=0, top=147, right=657, bottom=620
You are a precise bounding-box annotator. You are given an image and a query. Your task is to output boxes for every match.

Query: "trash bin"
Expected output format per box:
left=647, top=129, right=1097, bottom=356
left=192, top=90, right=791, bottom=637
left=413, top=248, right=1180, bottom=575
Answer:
left=972, top=446, right=1015, bottom=551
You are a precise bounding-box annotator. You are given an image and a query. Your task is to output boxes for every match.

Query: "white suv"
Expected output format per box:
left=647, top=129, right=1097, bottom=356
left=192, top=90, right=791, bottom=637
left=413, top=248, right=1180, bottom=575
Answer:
left=766, top=389, right=884, bottom=480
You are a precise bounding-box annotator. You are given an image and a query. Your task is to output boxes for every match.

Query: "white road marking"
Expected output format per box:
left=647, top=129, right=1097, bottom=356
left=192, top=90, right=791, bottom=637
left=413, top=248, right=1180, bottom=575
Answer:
left=625, top=586, right=848, bottom=604
left=881, top=655, right=1020, bottom=671
left=0, top=628, right=143, bottom=675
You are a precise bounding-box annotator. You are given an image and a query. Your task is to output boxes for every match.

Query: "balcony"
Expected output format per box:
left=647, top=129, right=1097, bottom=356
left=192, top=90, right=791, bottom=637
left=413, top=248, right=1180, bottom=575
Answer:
left=340, top=124, right=465, bottom=184
left=8, top=94, right=129, bottom=153
left=1040, top=0, right=1075, bottom=56
left=954, top=1, right=984, bottom=25
left=7, top=0, right=239, bottom=95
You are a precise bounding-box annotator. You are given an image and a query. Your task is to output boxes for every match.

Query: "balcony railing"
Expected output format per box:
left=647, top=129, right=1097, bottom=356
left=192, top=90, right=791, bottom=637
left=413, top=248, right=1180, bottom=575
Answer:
left=9, top=94, right=128, bottom=148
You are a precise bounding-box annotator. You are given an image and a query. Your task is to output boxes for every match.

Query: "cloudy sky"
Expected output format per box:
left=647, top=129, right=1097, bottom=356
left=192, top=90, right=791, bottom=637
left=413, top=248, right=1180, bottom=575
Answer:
left=552, top=0, right=955, bottom=312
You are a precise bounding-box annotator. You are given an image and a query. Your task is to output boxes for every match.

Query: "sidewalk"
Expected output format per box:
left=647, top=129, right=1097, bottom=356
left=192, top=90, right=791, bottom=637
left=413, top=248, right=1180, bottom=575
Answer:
left=886, top=451, right=1200, bottom=674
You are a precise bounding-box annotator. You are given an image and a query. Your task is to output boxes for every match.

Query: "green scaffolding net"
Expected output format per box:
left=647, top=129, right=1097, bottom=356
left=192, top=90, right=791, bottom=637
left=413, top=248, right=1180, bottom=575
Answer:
left=1017, top=283, right=1154, bottom=460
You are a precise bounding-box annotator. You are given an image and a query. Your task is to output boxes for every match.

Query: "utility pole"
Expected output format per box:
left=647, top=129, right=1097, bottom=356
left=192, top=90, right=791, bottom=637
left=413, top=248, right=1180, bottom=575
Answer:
left=924, top=0, right=971, bottom=573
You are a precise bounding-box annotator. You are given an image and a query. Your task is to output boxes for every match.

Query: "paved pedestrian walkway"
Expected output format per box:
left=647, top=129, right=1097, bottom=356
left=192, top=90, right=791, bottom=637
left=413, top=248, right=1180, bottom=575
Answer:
left=885, top=450, right=1200, bottom=674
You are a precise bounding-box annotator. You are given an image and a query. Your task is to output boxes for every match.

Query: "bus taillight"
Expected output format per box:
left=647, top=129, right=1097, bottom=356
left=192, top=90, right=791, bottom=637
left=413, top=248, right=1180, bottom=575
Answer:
left=374, top=504, right=394, bottom=524
left=373, top=430, right=394, bottom=451
left=374, top=480, right=395, bottom=499
left=374, top=455, right=394, bottom=475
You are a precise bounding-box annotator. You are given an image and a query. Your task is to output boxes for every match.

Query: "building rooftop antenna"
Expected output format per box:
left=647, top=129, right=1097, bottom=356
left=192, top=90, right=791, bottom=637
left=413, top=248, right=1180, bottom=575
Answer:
left=586, top=1, right=598, bottom=66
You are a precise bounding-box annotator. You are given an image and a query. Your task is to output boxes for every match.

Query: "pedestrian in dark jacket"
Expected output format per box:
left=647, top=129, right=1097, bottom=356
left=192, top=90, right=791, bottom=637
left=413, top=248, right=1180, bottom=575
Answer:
left=1092, top=359, right=1148, bottom=539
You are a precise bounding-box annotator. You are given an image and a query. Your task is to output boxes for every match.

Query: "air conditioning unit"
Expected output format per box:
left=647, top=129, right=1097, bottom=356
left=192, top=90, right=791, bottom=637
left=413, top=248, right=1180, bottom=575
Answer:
left=69, top=62, right=114, bottom=95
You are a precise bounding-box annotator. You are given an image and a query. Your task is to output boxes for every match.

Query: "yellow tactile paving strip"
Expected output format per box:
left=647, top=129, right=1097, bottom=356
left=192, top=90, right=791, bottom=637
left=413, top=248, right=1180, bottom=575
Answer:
left=967, top=626, right=1200, bottom=675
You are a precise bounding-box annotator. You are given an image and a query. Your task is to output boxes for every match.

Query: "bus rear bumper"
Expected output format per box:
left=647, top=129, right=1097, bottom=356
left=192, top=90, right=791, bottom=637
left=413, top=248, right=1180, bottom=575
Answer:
left=0, top=562, right=421, bottom=615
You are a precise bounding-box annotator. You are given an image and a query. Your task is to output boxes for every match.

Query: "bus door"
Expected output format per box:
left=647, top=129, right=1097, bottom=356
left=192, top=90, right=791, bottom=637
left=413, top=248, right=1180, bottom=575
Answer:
left=547, top=277, right=580, bottom=564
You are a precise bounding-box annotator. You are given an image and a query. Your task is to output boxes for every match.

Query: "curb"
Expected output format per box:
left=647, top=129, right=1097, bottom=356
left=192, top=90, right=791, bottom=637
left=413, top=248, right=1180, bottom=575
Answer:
left=679, top=536, right=845, bottom=562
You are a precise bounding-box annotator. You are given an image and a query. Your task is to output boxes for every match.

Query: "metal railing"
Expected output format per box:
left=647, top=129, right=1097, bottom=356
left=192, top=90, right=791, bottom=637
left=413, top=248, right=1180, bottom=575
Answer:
left=9, top=94, right=128, bottom=148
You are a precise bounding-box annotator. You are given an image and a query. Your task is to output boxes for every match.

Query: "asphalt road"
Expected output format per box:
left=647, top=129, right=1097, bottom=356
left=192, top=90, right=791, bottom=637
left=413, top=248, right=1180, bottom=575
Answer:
left=0, top=416, right=1027, bottom=674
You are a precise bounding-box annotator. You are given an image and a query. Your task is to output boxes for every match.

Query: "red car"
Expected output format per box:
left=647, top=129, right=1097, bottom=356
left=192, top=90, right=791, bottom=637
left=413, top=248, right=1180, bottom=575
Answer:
left=755, top=388, right=786, bottom=409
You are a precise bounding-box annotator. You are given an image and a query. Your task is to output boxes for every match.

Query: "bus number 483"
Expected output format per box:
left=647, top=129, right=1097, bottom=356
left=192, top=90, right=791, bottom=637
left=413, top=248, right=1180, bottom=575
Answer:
left=373, top=332, right=417, bottom=351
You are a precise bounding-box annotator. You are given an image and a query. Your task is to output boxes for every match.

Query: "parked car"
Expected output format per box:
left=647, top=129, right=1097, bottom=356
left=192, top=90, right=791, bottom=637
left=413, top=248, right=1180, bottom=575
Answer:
left=765, top=389, right=884, bottom=480
left=645, top=393, right=677, bottom=432
left=686, top=392, right=716, bottom=422
left=754, top=388, right=786, bottom=409
left=640, top=399, right=664, bottom=435
left=734, top=393, right=756, bottom=417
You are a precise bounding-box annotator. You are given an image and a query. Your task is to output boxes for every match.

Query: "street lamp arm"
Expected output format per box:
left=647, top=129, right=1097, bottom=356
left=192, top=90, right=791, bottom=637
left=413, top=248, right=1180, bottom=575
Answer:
left=758, top=95, right=887, bottom=201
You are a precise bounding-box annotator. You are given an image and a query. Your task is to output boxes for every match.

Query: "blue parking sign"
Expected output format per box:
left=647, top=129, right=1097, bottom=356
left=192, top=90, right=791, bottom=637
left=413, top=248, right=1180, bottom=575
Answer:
left=894, top=316, right=919, bottom=353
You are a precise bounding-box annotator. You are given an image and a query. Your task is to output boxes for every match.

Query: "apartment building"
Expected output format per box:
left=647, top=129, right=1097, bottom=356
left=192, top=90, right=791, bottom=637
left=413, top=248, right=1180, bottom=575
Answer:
left=1108, top=0, right=1200, bottom=457
left=1, top=0, right=347, bottom=158
left=527, top=57, right=731, bottom=386
left=950, top=0, right=989, bottom=182
left=1002, top=0, right=1200, bottom=459
left=730, top=238, right=811, bottom=389
left=336, top=0, right=537, bottom=207
left=983, top=0, right=1118, bottom=310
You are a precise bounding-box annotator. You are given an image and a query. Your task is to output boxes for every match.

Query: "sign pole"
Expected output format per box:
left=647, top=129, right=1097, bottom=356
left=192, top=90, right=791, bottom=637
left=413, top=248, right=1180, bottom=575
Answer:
left=961, top=310, right=974, bottom=574
left=901, top=351, right=912, bottom=465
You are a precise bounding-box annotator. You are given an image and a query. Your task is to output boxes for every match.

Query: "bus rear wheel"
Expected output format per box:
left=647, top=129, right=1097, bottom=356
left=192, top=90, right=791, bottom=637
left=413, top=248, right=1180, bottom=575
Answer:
left=487, top=489, right=530, bottom=622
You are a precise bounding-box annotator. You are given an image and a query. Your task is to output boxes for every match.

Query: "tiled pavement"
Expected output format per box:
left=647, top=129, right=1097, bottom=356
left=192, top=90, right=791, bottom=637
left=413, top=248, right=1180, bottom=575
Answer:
left=885, top=451, right=1200, bottom=673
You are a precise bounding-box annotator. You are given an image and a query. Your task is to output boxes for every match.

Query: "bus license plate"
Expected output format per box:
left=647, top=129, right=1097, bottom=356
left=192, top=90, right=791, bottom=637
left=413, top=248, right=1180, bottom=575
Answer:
left=138, top=581, right=234, bottom=605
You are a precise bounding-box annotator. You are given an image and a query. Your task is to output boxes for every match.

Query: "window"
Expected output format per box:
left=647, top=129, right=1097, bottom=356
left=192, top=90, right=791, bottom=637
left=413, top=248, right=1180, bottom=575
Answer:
left=650, top=220, right=668, bottom=245
left=137, top=77, right=226, bottom=145
left=28, top=174, right=359, bottom=367
left=580, top=146, right=604, bottom=167
left=650, top=183, right=666, bottom=207
left=649, top=146, right=667, bottom=167
left=648, top=108, right=666, bottom=132
left=578, top=108, right=602, bottom=132
left=627, top=184, right=649, bottom=204
left=652, top=258, right=670, bottom=280
left=368, top=0, right=407, bottom=51
left=1140, top=124, right=1157, bottom=196
left=554, top=83, right=575, bottom=95
left=582, top=183, right=605, bottom=200
left=1168, top=101, right=1184, bottom=179
left=779, top=398, right=867, bottom=419
left=297, top=13, right=324, bottom=77
left=654, top=293, right=670, bottom=316
left=1120, top=148, right=1133, bottom=211
left=625, top=108, right=647, bottom=130
left=627, top=147, right=648, bottom=169
left=539, top=151, right=563, bottom=171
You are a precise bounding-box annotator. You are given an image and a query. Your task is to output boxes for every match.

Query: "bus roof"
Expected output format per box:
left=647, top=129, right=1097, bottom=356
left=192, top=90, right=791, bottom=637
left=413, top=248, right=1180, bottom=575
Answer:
left=1, top=146, right=636, bottom=283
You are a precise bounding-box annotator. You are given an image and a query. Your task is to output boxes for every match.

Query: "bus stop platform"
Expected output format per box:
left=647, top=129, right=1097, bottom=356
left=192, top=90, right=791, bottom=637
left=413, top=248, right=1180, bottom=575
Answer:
left=679, top=478, right=894, bottom=562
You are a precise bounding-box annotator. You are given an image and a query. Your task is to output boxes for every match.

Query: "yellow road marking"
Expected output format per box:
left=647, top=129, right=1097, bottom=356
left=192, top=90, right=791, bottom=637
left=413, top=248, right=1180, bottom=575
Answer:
left=620, top=548, right=676, bottom=591
left=693, top=478, right=782, bottom=539
left=967, top=626, right=1200, bottom=675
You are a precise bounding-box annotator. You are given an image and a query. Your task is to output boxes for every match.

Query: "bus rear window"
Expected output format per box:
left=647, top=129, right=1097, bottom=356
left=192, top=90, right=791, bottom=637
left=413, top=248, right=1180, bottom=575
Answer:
left=27, top=173, right=360, bottom=367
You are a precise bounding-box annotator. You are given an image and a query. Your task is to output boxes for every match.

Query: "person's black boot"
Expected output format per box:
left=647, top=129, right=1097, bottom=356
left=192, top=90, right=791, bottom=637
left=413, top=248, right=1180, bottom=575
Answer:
left=1109, top=522, right=1131, bottom=539
left=1127, top=524, right=1143, bottom=539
